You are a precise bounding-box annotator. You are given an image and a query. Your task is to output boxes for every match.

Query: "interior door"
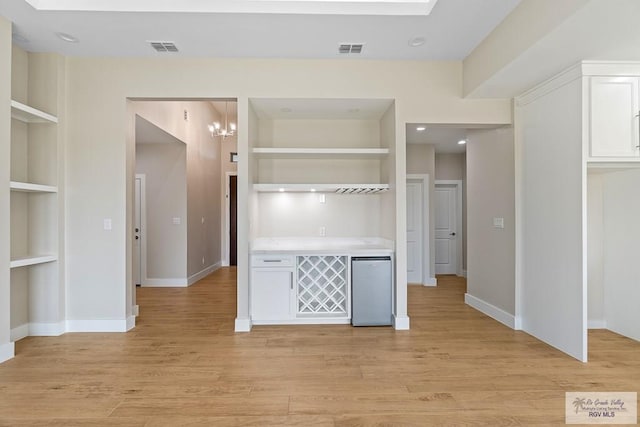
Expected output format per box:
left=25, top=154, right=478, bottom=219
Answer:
left=406, top=179, right=423, bottom=284
left=230, top=175, right=238, bottom=266
left=133, top=177, right=142, bottom=285
left=435, top=184, right=457, bottom=275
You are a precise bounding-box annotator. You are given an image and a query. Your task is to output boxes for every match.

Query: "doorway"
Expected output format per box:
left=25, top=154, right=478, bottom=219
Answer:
left=406, top=175, right=431, bottom=285
left=434, top=180, right=462, bottom=276
left=229, top=174, right=238, bottom=266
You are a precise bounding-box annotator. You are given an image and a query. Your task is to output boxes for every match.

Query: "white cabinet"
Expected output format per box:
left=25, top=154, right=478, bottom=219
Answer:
left=251, top=254, right=295, bottom=322
left=589, top=76, right=640, bottom=159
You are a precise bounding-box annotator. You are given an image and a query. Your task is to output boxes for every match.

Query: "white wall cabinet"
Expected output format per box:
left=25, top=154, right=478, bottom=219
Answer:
left=589, top=76, right=640, bottom=159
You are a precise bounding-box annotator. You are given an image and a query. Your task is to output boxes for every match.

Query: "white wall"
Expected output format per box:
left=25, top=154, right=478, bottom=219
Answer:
left=586, top=172, right=604, bottom=327
left=135, top=139, right=187, bottom=281
left=0, top=16, right=13, bottom=361
left=516, top=77, right=585, bottom=361
left=61, top=58, right=509, bottom=329
left=601, top=169, right=640, bottom=341
left=466, top=127, right=516, bottom=322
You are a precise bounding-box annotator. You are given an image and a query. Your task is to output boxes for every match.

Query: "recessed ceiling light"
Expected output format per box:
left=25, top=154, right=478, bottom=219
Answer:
left=458, top=140, right=467, bottom=145
left=279, top=188, right=285, bottom=192
left=280, top=108, right=292, bottom=113
left=56, top=32, right=79, bottom=43
left=310, top=189, right=316, bottom=192
left=408, top=37, right=426, bottom=47
left=416, top=126, right=426, bottom=131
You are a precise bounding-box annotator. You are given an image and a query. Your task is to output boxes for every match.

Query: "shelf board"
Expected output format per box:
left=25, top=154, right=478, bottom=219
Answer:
left=252, top=147, right=389, bottom=158
left=11, top=100, right=58, bottom=124
left=10, top=181, right=58, bottom=193
left=254, top=183, right=389, bottom=194
left=10, top=254, right=57, bottom=269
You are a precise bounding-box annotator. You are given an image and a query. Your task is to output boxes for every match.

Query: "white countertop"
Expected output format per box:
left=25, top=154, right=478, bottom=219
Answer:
left=250, top=237, right=395, bottom=255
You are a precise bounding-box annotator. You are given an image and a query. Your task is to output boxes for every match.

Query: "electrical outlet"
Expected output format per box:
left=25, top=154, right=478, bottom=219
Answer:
left=319, top=194, right=326, bottom=204
left=319, top=226, right=326, bottom=237
left=103, top=218, right=112, bottom=231
left=172, top=217, right=181, bottom=225
left=493, top=217, right=504, bottom=229
left=202, top=256, right=205, bottom=265
left=184, top=110, right=189, bottom=121
left=201, top=217, right=205, bottom=224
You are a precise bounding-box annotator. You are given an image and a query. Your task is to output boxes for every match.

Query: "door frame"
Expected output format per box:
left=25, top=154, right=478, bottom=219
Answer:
left=223, top=171, right=238, bottom=267
left=434, top=179, right=463, bottom=277
left=407, top=174, right=434, bottom=286
left=134, top=174, right=148, bottom=288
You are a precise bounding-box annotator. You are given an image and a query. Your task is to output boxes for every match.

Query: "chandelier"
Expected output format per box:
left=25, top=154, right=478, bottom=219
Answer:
left=208, top=101, right=236, bottom=138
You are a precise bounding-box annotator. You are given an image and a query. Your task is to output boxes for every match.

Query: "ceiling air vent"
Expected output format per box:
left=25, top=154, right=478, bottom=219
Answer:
left=339, top=43, right=364, bottom=54
left=150, top=41, right=179, bottom=53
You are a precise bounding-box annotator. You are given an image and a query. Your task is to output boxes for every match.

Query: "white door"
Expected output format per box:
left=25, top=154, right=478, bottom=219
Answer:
left=435, top=184, right=457, bottom=275
left=406, top=180, right=423, bottom=284
left=133, top=177, right=142, bottom=285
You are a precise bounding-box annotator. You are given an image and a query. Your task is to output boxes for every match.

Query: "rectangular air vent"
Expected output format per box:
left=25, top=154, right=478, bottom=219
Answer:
left=339, top=43, right=364, bottom=54
left=150, top=41, right=178, bottom=53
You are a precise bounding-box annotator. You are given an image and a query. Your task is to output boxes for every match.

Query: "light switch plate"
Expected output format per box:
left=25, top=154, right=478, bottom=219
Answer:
left=103, top=218, right=112, bottom=231
left=172, top=217, right=181, bottom=225
left=319, top=194, right=326, bottom=204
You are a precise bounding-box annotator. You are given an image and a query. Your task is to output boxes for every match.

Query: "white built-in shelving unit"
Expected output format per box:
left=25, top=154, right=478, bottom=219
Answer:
left=9, top=48, right=65, bottom=340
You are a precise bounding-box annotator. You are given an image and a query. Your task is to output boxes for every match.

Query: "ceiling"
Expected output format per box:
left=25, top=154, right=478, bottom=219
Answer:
left=406, top=123, right=505, bottom=153
left=1, top=0, right=521, bottom=60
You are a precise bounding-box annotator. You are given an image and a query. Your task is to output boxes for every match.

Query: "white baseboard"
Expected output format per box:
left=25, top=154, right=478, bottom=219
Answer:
left=65, top=319, right=130, bottom=332
left=465, top=293, right=516, bottom=329
left=588, top=320, right=607, bottom=329
left=142, top=277, right=188, bottom=287
left=10, top=324, right=29, bottom=341
left=29, top=322, right=65, bottom=336
left=0, top=342, right=14, bottom=364
left=188, top=262, right=221, bottom=286
left=423, top=277, right=437, bottom=287
left=126, top=315, right=136, bottom=331
left=461, top=270, right=467, bottom=278
left=234, top=317, right=252, bottom=332
left=393, top=315, right=410, bottom=330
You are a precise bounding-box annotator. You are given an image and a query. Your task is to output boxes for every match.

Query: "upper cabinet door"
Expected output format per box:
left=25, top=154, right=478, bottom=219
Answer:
left=590, top=76, right=640, bottom=158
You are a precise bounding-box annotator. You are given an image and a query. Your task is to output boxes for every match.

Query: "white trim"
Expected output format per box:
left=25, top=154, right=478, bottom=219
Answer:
left=133, top=304, right=139, bottom=316
left=465, top=293, right=516, bottom=329
left=135, top=174, right=147, bottom=286
left=234, top=317, right=252, bottom=332
left=252, top=318, right=351, bottom=325
left=514, top=102, right=524, bottom=334
left=223, top=171, right=238, bottom=267
left=65, top=319, right=130, bottom=332
left=10, top=324, right=30, bottom=341
left=407, top=174, right=431, bottom=286
left=588, top=320, right=607, bottom=329
left=423, top=277, right=437, bottom=287
left=188, top=262, right=221, bottom=285
left=461, top=269, right=467, bottom=278
left=126, top=315, right=136, bottom=331
left=142, top=278, right=188, bottom=287
left=0, top=342, right=14, bottom=364
left=434, top=180, right=463, bottom=277
left=516, top=62, right=583, bottom=106
left=29, top=322, right=65, bottom=336
left=10, top=99, right=58, bottom=123
left=393, top=314, right=410, bottom=330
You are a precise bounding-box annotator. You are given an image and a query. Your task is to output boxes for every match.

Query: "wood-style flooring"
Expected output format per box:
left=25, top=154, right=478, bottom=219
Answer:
left=0, top=269, right=638, bottom=426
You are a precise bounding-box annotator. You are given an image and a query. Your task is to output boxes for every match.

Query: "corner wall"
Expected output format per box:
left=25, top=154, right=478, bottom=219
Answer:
left=466, top=127, right=516, bottom=326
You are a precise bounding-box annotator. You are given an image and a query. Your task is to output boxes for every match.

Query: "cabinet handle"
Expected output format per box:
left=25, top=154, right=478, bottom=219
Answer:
left=290, top=272, right=293, bottom=290
left=263, top=259, right=282, bottom=263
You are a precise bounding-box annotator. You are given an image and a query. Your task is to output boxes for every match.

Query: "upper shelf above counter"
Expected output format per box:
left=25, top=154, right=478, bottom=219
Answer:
left=252, top=147, right=389, bottom=158
left=11, top=100, right=58, bottom=124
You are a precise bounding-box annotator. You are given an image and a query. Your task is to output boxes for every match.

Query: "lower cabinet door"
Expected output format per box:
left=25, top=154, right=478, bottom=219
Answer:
left=251, top=269, right=293, bottom=321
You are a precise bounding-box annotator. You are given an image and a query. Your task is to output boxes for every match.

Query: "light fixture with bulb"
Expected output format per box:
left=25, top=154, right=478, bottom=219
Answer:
left=208, top=101, right=236, bottom=139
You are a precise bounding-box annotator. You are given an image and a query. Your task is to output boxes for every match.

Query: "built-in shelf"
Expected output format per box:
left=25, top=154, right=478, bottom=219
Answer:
left=10, top=254, right=57, bottom=269
left=10, top=181, right=58, bottom=193
left=10, top=100, right=58, bottom=124
left=254, top=183, right=389, bottom=194
left=252, top=147, right=389, bottom=158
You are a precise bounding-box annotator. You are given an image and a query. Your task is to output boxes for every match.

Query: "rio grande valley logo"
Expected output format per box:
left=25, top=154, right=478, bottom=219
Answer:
left=566, top=392, right=637, bottom=424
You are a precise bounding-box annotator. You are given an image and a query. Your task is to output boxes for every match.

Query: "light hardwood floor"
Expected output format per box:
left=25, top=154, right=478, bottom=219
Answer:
left=0, top=269, right=638, bottom=426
